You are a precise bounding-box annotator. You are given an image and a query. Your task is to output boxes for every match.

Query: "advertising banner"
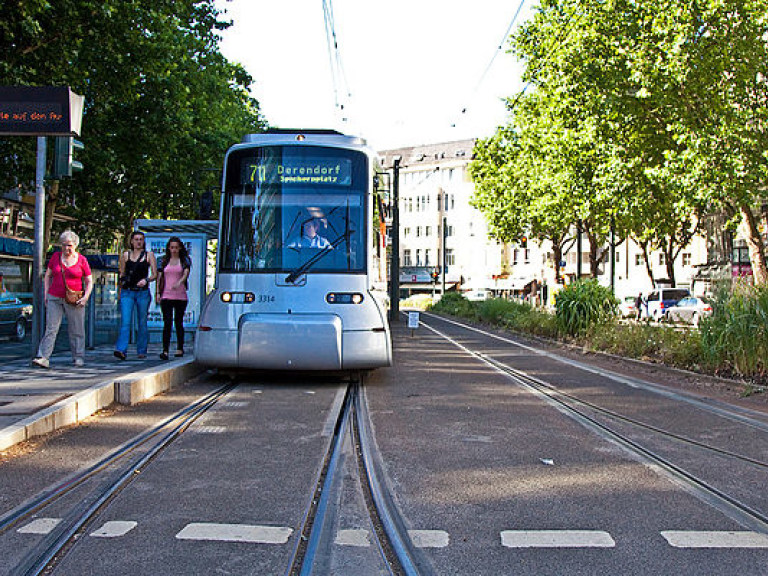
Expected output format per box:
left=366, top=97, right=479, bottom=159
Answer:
left=144, top=233, right=207, bottom=332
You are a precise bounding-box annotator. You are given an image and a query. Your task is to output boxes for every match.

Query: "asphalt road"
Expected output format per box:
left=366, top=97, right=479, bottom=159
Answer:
left=2, top=316, right=768, bottom=575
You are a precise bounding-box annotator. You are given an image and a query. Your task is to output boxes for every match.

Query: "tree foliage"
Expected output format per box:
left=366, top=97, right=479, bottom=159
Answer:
left=470, top=0, right=768, bottom=285
left=1, top=0, right=265, bottom=249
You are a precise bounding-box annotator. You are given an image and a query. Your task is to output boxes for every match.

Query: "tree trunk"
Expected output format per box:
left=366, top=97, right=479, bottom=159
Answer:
left=664, top=239, right=677, bottom=287
left=639, top=240, right=656, bottom=287
left=739, top=202, right=768, bottom=286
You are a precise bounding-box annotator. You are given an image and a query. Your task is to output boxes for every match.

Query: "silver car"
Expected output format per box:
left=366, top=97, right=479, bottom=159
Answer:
left=666, top=296, right=713, bottom=326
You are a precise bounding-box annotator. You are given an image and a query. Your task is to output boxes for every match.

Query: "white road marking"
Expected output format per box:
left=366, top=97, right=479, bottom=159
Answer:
left=176, top=523, right=293, bottom=544
left=501, top=530, right=615, bottom=548
left=194, top=425, right=227, bottom=434
left=17, top=518, right=62, bottom=534
left=662, top=531, right=768, bottom=548
left=222, top=401, right=249, bottom=407
left=409, top=529, right=450, bottom=548
left=90, top=521, right=138, bottom=538
left=335, top=529, right=371, bottom=547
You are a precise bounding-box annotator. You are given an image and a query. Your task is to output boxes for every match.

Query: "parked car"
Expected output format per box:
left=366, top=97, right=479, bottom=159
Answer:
left=645, top=288, right=691, bottom=321
left=466, top=290, right=492, bottom=302
left=0, top=296, right=33, bottom=340
left=666, top=296, right=713, bottom=326
left=618, top=296, right=637, bottom=318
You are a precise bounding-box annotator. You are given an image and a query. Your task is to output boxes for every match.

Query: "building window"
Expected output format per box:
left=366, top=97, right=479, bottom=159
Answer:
left=416, top=249, right=421, bottom=266
left=425, top=249, right=431, bottom=266
left=635, top=254, right=645, bottom=266
left=403, top=250, right=412, bottom=266
left=682, top=252, right=691, bottom=266
left=446, top=249, right=455, bottom=266
left=425, top=226, right=431, bottom=237
left=659, top=253, right=665, bottom=266
left=445, top=225, right=454, bottom=237
left=416, top=226, right=421, bottom=237
left=403, top=227, right=410, bottom=238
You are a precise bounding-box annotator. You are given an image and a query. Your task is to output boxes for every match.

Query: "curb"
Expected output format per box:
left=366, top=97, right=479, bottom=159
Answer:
left=0, top=358, right=203, bottom=452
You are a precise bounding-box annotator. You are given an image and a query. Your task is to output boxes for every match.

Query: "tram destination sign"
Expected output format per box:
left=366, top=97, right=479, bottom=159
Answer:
left=0, top=86, right=84, bottom=136
left=244, top=157, right=353, bottom=187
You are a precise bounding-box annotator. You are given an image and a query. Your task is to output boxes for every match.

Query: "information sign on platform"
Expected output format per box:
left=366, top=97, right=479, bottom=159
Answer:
left=0, top=86, right=84, bottom=136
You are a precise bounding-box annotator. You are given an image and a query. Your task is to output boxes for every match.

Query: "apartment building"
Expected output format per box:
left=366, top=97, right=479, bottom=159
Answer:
left=379, top=139, right=507, bottom=297
left=379, top=139, right=724, bottom=302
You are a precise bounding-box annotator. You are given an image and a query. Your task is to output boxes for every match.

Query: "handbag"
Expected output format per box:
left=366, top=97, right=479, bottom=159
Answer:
left=60, top=255, right=84, bottom=305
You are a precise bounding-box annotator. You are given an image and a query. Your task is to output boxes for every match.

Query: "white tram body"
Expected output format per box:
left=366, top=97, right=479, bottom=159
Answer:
left=194, top=130, right=392, bottom=370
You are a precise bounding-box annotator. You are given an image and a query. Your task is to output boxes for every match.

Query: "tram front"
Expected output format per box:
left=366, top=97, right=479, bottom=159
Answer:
left=195, top=132, right=392, bottom=370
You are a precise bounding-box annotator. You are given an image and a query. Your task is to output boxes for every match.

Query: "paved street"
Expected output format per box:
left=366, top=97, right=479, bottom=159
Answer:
left=2, top=315, right=768, bottom=575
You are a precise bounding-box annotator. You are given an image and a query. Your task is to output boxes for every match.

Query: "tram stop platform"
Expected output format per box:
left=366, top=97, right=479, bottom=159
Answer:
left=0, top=346, right=202, bottom=452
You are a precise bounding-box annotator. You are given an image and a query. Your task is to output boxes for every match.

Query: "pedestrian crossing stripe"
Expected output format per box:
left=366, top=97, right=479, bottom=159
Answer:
left=501, top=530, right=615, bottom=548
left=175, top=523, right=293, bottom=544
left=14, top=519, right=768, bottom=551
left=662, top=531, right=768, bottom=548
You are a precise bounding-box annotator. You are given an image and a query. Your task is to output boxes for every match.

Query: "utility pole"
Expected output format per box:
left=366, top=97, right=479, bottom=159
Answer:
left=576, top=219, right=583, bottom=280
left=442, top=216, right=447, bottom=296
left=32, top=137, right=47, bottom=350
left=389, top=157, right=401, bottom=322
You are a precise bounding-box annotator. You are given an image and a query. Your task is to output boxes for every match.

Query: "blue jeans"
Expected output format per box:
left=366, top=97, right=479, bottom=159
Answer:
left=115, top=289, right=151, bottom=355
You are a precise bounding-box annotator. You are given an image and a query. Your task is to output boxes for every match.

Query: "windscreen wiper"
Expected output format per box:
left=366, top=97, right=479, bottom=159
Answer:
left=284, top=229, right=353, bottom=283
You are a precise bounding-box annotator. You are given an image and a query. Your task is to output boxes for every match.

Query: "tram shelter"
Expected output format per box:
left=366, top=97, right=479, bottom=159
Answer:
left=134, top=219, right=218, bottom=344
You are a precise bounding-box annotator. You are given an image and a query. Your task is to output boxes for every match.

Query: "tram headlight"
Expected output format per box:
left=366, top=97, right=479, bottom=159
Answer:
left=220, top=291, right=255, bottom=303
left=326, top=292, right=364, bottom=304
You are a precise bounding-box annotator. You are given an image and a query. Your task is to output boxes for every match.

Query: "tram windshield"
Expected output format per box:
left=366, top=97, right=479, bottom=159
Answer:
left=220, top=145, right=367, bottom=276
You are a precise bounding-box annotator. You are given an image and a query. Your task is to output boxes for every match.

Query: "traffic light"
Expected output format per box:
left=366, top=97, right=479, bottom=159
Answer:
left=52, top=136, right=84, bottom=178
left=431, top=267, right=440, bottom=282
left=520, top=236, right=528, bottom=249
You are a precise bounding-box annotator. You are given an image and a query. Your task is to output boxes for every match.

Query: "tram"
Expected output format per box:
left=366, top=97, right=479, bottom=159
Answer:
left=194, top=130, right=392, bottom=370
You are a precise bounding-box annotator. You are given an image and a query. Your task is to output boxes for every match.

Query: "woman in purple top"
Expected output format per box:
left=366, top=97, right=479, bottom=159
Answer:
left=156, top=237, right=191, bottom=360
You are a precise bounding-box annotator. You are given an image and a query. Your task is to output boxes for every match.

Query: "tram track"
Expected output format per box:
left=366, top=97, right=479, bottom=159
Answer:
left=287, top=379, right=426, bottom=576
left=419, top=313, right=768, bottom=535
left=1, top=382, right=236, bottom=576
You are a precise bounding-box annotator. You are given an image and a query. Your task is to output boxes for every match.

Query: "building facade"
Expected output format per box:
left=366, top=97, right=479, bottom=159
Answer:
left=380, top=139, right=750, bottom=303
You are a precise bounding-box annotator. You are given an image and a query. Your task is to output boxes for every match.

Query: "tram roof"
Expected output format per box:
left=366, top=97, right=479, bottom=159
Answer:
left=240, top=130, right=367, bottom=148
left=134, top=219, right=219, bottom=240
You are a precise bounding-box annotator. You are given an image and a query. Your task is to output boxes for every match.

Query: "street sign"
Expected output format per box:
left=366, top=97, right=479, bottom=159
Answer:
left=407, top=311, right=420, bottom=330
left=0, top=86, right=84, bottom=136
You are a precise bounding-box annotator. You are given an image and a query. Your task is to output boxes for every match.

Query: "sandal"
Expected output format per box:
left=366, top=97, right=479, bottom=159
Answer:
left=159, top=351, right=169, bottom=360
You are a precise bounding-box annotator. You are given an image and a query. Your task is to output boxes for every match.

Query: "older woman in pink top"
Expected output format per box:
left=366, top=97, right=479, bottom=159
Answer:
left=155, top=237, right=191, bottom=360
left=32, top=230, right=93, bottom=368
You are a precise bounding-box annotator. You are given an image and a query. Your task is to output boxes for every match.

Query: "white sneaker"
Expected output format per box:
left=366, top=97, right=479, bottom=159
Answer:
left=32, top=357, right=50, bottom=369
left=74, top=358, right=84, bottom=367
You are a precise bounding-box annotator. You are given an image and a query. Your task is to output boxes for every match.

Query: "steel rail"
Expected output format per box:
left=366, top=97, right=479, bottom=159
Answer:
left=0, top=383, right=235, bottom=536
left=421, top=318, right=768, bottom=535
left=425, top=311, right=768, bottom=432
left=354, top=382, right=426, bottom=576
left=11, top=383, right=236, bottom=576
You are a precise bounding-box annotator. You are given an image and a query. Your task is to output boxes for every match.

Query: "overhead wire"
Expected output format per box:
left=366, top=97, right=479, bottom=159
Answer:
left=451, top=0, right=528, bottom=128
left=321, top=0, right=352, bottom=124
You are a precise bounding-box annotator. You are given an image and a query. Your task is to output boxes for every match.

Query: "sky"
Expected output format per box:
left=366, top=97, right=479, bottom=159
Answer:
left=215, top=0, right=536, bottom=151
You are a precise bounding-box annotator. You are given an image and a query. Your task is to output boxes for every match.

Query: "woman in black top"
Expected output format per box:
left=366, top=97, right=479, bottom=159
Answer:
left=114, top=231, right=157, bottom=360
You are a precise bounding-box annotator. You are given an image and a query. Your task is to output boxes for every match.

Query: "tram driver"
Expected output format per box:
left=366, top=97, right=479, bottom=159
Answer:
left=288, top=217, right=332, bottom=250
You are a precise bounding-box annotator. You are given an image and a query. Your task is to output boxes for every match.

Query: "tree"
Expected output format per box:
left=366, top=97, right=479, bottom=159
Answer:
left=0, top=0, right=264, bottom=250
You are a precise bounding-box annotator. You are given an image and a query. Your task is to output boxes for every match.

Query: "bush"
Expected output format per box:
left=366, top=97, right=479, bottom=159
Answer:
left=554, top=279, right=618, bottom=337
left=700, top=282, right=768, bottom=377
left=430, top=292, right=474, bottom=317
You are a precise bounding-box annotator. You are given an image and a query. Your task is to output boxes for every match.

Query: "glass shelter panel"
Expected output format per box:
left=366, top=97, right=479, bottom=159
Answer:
left=221, top=146, right=367, bottom=274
